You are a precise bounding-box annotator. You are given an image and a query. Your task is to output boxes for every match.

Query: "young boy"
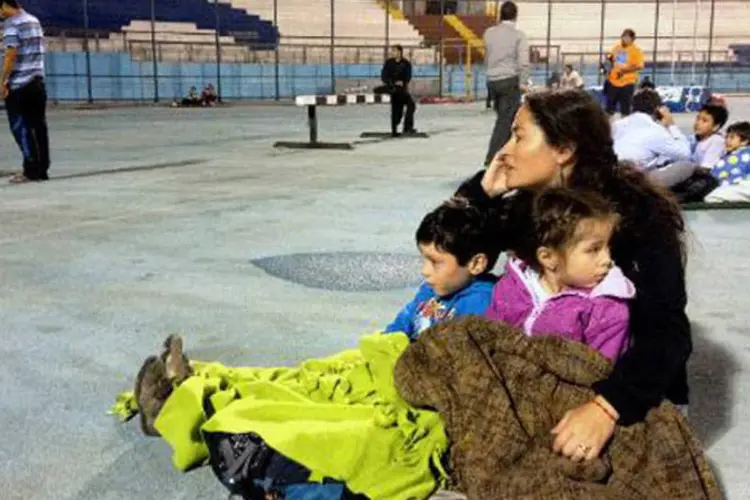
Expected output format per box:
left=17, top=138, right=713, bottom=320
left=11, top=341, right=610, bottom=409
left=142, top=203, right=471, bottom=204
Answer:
left=385, top=198, right=499, bottom=339
left=690, top=104, right=729, bottom=169
left=706, top=121, right=750, bottom=202
left=710, top=121, right=750, bottom=185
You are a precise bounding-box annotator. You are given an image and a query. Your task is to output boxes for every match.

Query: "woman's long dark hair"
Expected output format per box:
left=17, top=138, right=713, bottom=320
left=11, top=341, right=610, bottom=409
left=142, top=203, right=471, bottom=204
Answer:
left=523, top=89, right=686, bottom=261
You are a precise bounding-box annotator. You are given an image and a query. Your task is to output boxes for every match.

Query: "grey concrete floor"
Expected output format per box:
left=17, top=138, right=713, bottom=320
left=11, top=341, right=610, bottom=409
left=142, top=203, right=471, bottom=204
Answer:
left=0, top=99, right=748, bottom=499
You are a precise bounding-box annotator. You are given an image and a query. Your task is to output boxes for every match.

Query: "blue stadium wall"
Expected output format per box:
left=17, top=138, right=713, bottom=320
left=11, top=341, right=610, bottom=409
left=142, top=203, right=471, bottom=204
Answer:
left=43, top=51, right=748, bottom=101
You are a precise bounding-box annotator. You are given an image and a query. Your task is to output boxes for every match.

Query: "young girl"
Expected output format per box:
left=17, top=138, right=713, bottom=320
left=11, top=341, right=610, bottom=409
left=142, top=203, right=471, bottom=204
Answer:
left=487, top=188, right=635, bottom=361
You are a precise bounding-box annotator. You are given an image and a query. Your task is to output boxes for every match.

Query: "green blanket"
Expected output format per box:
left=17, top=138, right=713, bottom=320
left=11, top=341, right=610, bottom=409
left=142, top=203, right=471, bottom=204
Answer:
left=112, top=332, right=449, bottom=499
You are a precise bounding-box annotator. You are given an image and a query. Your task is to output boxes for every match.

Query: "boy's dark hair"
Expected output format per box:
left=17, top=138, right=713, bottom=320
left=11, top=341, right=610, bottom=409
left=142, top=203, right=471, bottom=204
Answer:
left=499, top=1, right=518, bottom=21
left=632, top=88, right=662, bottom=116
left=699, top=104, right=729, bottom=130
left=727, top=121, right=750, bottom=143
left=622, top=28, right=636, bottom=39
left=2, top=0, right=20, bottom=7
left=515, top=188, right=619, bottom=270
left=639, top=77, right=655, bottom=90
left=416, top=198, right=500, bottom=270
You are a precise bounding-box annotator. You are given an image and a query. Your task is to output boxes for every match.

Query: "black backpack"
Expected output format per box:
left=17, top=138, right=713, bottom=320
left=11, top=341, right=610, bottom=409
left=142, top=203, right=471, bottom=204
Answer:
left=202, top=398, right=368, bottom=500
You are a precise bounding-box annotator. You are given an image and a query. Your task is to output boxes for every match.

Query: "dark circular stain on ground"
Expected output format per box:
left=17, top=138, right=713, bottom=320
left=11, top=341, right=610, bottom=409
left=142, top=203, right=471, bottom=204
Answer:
left=250, top=252, right=421, bottom=292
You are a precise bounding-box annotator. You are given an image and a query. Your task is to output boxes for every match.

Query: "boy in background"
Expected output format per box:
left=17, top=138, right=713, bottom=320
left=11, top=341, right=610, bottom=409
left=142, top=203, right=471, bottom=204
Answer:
left=690, top=104, right=729, bottom=169
left=705, top=121, right=750, bottom=203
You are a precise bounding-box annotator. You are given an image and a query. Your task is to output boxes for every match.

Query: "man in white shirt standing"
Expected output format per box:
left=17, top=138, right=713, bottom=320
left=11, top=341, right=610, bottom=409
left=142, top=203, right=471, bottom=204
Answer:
left=612, top=89, right=693, bottom=187
left=482, top=1, right=529, bottom=166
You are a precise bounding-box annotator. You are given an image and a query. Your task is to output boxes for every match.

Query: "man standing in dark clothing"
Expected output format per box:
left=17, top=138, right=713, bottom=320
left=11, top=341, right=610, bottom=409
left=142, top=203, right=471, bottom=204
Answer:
left=2, top=0, right=50, bottom=184
left=380, top=45, right=417, bottom=137
left=482, top=1, right=529, bottom=166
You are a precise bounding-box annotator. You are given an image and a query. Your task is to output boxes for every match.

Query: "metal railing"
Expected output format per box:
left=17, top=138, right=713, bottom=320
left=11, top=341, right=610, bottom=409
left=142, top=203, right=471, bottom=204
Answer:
left=2, top=0, right=746, bottom=101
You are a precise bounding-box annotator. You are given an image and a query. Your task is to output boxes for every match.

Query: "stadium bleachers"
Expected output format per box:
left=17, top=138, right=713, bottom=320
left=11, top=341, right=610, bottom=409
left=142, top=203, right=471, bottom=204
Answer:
left=21, top=0, right=278, bottom=45
left=225, top=0, right=430, bottom=64
left=4, top=0, right=748, bottom=98
left=228, top=0, right=422, bottom=45
left=405, top=1, right=750, bottom=66
left=14, top=0, right=431, bottom=64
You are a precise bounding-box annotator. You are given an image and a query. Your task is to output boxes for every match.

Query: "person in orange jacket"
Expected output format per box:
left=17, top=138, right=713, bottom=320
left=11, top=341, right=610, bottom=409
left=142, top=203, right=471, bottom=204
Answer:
left=604, top=28, right=645, bottom=116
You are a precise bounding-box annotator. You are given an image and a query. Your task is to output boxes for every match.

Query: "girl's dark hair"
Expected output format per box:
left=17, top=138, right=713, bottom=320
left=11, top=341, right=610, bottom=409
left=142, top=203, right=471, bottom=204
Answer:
left=523, top=89, right=685, bottom=260
left=416, top=198, right=500, bottom=270
left=515, top=188, right=618, bottom=269
left=727, top=121, right=750, bottom=143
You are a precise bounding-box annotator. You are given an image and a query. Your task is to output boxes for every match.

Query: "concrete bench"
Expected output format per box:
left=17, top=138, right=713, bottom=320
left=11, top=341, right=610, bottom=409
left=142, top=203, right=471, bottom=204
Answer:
left=273, top=93, right=391, bottom=150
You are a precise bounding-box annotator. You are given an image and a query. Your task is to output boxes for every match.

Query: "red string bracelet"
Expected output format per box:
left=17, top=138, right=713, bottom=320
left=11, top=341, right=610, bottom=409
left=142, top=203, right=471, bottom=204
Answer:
left=592, top=399, right=618, bottom=422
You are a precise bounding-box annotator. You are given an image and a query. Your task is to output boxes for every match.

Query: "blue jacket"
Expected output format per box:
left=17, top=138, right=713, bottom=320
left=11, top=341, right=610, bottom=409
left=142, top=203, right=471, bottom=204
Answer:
left=711, top=146, right=750, bottom=185
left=385, top=275, right=497, bottom=340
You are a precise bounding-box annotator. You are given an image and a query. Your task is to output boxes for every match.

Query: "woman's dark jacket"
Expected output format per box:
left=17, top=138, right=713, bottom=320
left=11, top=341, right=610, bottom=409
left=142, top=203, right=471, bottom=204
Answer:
left=457, top=171, right=692, bottom=426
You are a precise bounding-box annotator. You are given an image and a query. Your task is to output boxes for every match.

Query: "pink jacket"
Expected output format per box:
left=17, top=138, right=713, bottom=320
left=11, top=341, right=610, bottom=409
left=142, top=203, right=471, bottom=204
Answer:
left=486, top=258, right=636, bottom=360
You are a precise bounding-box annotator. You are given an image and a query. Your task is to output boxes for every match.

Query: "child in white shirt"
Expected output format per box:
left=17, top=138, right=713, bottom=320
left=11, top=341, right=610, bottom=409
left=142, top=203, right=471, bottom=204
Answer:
left=690, top=103, right=729, bottom=169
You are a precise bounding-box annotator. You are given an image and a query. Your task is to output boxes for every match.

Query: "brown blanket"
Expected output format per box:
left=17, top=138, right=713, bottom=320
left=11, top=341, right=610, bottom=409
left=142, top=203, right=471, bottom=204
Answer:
left=394, top=316, right=722, bottom=500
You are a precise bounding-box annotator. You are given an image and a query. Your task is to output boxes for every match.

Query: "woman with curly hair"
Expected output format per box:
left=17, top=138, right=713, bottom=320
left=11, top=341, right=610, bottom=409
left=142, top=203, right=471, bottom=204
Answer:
left=456, top=89, right=691, bottom=462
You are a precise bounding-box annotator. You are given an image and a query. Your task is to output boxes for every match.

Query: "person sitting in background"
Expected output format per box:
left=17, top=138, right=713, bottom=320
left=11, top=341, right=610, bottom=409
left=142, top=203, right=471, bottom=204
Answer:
left=201, top=83, right=217, bottom=107
left=180, top=87, right=202, bottom=107
left=705, top=121, right=750, bottom=203
left=612, top=89, right=692, bottom=187
left=377, top=44, right=417, bottom=137
left=690, top=103, right=728, bottom=169
left=560, top=64, right=584, bottom=89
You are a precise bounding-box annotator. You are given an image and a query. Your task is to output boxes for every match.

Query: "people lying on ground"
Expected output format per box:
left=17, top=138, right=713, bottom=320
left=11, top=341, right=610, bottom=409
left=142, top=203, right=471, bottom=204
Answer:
left=612, top=89, right=691, bottom=171
left=385, top=198, right=499, bottom=340
left=705, top=121, right=750, bottom=203
left=690, top=103, right=728, bottom=169
left=202, top=83, right=217, bottom=107
left=487, top=188, right=635, bottom=361
left=560, top=64, right=584, bottom=90
left=455, top=88, right=690, bottom=462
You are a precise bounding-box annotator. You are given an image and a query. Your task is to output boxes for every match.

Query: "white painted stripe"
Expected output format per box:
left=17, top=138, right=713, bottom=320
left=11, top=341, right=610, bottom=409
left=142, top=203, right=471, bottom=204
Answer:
left=294, top=95, right=317, bottom=106
left=294, top=93, right=390, bottom=107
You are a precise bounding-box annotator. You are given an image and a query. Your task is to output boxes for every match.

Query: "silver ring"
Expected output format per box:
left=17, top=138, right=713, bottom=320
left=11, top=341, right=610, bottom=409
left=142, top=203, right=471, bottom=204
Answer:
left=577, top=443, right=592, bottom=454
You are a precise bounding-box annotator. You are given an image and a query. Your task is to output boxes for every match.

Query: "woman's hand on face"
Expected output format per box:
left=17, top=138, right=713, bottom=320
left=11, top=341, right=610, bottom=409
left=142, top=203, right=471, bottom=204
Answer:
left=551, top=397, right=618, bottom=461
left=481, top=152, right=510, bottom=198
left=658, top=106, right=675, bottom=127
